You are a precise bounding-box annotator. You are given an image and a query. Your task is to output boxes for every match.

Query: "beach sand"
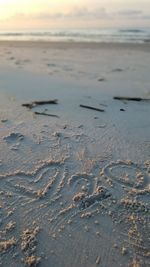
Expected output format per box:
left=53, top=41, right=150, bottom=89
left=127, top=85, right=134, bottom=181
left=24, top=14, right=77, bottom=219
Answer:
left=0, top=41, right=150, bottom=267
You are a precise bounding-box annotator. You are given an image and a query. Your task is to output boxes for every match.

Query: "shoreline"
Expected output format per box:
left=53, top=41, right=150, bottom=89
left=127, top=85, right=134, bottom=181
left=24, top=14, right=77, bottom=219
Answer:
left=0, top=39, right=150, bottom=52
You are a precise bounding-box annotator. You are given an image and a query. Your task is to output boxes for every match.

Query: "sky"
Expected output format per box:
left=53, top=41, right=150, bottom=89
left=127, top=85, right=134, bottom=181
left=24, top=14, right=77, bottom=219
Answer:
left=0, top=0, right=150, bottom=30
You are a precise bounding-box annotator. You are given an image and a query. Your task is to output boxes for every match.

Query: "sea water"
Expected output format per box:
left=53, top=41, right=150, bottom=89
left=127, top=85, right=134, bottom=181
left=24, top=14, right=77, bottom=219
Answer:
left=0, top=28, right=150, bottom=43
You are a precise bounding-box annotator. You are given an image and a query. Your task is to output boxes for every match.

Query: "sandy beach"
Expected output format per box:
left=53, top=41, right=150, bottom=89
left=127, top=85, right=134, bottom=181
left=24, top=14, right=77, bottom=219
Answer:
left=0, top=41, right=150, bottom=267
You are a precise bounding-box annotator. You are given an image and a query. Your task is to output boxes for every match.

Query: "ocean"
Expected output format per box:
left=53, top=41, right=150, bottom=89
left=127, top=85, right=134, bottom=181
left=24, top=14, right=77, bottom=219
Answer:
left=0, top=28, right=150, bottom=43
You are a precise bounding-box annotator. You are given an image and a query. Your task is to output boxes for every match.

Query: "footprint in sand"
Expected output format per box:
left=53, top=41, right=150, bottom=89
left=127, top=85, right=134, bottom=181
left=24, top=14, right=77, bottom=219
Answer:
left=8, top=56, right=15, bottom=61
left=47, top=63, right=56, bottom=67
left=3, top=132, right=24, bottom=150
left=4, top=132, right=24, bottom=143
left=112, top=68, right=124, bottom=72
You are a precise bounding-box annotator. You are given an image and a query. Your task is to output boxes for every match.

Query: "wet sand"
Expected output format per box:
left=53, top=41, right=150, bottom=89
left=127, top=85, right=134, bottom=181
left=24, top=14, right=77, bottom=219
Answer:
left=0, top=41, right=150, bottom=267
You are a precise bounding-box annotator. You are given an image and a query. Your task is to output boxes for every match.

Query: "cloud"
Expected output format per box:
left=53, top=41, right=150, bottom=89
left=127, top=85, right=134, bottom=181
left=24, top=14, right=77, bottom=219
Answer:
left=117, top=9, right=143, bottom=17
left=9, top=6, right=110, bottom=21
left=66, top=7, right=108, bottom=19
left=35, top=7, right=109, bottom=20
left=4, top=6, right=150, bottom=24
left=111, top=9, right=150, bottom=20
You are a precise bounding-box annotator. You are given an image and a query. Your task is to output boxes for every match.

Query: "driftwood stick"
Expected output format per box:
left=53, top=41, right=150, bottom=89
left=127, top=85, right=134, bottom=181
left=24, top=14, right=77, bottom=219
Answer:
left=22, top=103, right=33, bottom=109
left=32, top=99, right=58, bottom=105
left=22, top=99, right=58, bottom=109
left=113, top=96, right=149, bottom=102
left=34, top=111, right=59, bottom=118
left=80, top=104, right=105, bottom=112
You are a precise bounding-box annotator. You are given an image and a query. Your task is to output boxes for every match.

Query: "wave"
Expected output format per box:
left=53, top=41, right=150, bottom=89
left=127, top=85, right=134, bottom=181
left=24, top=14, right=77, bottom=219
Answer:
left=119, top=29, right=146, bottom=33
left=0, top=28, right=150, bottom=43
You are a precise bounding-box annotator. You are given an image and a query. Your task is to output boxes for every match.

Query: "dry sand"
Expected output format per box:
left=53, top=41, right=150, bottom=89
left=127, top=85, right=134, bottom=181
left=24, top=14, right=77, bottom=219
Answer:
left=0, top=41, right=150, bottom=267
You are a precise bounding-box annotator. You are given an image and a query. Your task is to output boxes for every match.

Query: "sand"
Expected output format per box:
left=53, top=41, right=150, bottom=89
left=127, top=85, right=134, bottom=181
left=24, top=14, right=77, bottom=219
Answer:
left=0, top=41, right=150, bottom=267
